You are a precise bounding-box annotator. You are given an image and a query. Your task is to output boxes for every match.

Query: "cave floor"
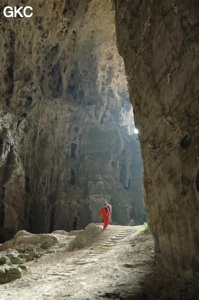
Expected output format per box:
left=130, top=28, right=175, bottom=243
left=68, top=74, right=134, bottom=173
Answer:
left=0, top=225, right=197, bottom=300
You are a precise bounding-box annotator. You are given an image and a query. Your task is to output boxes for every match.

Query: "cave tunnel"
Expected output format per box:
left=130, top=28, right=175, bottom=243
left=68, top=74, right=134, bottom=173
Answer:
left=0, top=0, right=198, bottom=293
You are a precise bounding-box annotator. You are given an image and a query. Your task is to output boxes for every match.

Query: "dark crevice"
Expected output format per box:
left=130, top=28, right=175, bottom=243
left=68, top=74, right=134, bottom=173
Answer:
left=71, top=143, right=77, bottom=158
left=25, top=176, right=30, bottom=193
left=70, top=169, right=76, bottom=185
left=49, top=206, right=55, bottom=232
left=180, top=135, right=192, bottom=149
left=196, top=170, right=199, bottom=192
left=0, top=204, right=5, bottom=226
left=0, top=138, right=3, bottom=156
left=73, top=216, right=77, bottom=230
left=0, top=187, right=5, bottom=200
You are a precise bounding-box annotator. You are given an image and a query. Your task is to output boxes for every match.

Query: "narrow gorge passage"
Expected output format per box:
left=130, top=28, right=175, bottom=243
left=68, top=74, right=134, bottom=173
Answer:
left=0, top=0, right=198, bottom=298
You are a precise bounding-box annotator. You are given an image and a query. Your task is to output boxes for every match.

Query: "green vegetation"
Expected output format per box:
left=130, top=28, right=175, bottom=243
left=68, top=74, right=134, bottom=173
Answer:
left=140, top=222, right=148, bottom=232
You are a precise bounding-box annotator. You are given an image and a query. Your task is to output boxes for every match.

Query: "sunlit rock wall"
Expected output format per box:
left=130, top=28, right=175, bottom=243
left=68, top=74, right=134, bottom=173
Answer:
left=0, top=0, right=144, bottom=240
left=114, top=0, right=199, bottom=282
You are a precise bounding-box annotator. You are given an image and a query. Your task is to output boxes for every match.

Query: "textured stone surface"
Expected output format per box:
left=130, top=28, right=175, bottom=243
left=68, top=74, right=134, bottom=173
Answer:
left=0, top=252, right=27, bottom=284
left=115, top=0, right=199, bottom=282
left=0, top=230, right=58, bottom=251
left=0, top=0, right=145, bottom=241
left=0, top=229, right=77, bottom=262
left=68, top=223, right=102, bottom=250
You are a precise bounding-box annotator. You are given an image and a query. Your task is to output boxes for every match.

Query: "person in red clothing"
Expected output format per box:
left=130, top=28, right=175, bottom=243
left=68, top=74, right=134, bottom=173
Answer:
left=105, top=201, right=112, bottom=224
left=99, top=203, right=110, bottom=229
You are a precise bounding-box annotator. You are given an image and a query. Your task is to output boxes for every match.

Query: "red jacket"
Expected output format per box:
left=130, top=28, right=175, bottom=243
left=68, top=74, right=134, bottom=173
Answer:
left=100, top=207, right=109, bottom=219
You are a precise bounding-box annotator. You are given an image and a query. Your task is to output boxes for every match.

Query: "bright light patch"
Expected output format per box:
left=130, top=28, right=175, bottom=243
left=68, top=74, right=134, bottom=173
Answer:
left=134, top=128, right=139, bottom=134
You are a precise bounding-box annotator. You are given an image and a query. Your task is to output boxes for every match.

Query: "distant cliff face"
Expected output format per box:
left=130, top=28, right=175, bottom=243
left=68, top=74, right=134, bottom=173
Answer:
left=0, top=0, right=144, bottom=241
left=115, top=0, right=199, bottom=281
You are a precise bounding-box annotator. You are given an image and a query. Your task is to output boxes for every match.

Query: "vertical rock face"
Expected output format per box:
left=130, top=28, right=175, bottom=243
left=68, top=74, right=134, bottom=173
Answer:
left=0, top=0, right=145, bottom=241
left=114, top=0, right=199, bottom=281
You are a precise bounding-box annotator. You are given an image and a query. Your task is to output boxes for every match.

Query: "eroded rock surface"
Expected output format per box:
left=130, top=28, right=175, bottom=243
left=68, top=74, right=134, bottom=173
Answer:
left=0, top=0, right=144, bottom=241
left=0, top=252, right=27, bottom=284
left=114, top=0, right=199, bottom=282
left=0, top=229, right=77, bottom=260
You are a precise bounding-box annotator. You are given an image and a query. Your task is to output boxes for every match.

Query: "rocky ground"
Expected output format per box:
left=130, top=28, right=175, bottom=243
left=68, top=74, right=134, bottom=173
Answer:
left=0, top=224, right=198, bottom=300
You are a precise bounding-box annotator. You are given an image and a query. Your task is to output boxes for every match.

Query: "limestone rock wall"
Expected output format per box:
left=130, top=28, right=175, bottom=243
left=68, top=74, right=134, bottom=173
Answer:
left=114, top=0, right=199, bottom=281
left=0, top=0, right=144, bottom=241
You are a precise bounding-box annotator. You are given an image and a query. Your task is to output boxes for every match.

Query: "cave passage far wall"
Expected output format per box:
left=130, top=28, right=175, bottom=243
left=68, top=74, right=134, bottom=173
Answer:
left=114, top=0, right=199, bottom=283
left=0, top=0, right=145, bottom=242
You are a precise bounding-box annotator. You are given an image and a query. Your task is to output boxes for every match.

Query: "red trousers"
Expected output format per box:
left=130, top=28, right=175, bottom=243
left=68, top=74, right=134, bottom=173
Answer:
left=100, top=207, right=110, bottom=229
left=102, top=216, right=109, bottom=229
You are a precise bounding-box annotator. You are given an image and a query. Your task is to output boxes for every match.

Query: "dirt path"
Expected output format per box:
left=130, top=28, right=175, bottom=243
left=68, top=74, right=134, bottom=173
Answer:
left=0, top=224, right=197, bottom=300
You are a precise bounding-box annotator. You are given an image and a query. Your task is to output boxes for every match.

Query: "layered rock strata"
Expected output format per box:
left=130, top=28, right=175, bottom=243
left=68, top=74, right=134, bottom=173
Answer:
left=0, top=0, right=144, bottom=241
left=114, top=0, right=199, bottom=282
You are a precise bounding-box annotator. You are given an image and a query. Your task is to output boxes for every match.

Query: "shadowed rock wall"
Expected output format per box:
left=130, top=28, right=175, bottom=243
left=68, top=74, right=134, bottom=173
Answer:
left=114, top=0, right=199, bottom=282
left=0, top=0, right=144, bottom=241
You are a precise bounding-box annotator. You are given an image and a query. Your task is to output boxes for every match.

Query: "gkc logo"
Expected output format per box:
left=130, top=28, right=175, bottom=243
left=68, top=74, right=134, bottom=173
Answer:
left=3, top=6, right=33, bottom=18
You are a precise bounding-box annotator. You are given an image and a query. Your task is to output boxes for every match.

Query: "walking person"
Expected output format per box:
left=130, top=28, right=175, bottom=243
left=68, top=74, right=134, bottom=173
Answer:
left=99, top=203, right=110, bottom=229
left=105, top=201, right=112, bottom=224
